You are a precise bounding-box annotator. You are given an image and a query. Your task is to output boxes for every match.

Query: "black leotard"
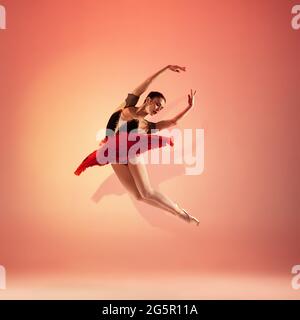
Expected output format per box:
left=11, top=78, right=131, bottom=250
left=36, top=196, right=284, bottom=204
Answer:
left=105, top=93, right=156, bottom=137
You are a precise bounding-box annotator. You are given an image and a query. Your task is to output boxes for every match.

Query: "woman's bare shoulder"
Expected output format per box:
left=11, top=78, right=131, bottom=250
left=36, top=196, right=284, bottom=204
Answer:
left=121, top=106, right=140, bottom=120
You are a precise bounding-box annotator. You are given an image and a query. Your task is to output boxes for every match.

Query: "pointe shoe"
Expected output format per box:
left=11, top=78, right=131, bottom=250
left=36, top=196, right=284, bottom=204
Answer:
left=174, top=204, right=188, bottom=222
left=175, top=209, right=190, bottom=223
left=182, top=209, right=200, bottom=226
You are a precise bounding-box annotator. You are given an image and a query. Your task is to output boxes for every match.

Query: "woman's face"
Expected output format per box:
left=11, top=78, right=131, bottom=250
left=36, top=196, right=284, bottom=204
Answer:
left=146, top=97, right=165, bottom=116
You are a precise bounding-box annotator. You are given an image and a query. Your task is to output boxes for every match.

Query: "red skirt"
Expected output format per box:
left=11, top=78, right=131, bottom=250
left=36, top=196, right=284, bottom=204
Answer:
left=74, top=132, right=174, bottom=176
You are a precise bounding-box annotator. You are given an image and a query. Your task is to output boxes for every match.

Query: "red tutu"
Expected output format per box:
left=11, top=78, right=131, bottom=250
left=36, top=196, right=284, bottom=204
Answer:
left=74, top=132, right=174, bottom=176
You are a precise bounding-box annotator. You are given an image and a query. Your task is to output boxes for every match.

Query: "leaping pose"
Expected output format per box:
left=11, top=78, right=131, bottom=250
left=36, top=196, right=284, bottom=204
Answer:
left=74, top=65, right=199, bottom=226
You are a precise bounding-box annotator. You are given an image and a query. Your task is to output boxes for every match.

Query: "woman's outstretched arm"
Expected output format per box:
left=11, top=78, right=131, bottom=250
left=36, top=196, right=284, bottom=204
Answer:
left=131, top=64, right=186, bottom=97
left=113, top=65, right=186, bottom=112
left=155, top=89, right=197, bottom=131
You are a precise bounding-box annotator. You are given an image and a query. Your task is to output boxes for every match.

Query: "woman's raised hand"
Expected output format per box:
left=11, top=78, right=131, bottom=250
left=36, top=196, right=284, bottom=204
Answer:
left=167, top=65, right=186, bottom=72
left=188, top=89, right=197, bottom=108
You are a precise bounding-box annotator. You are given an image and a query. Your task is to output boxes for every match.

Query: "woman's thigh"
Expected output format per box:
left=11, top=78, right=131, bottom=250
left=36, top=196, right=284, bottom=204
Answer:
left=111, top=164, right=141, bottom=199
left=127, top=161, right=152, bottom=197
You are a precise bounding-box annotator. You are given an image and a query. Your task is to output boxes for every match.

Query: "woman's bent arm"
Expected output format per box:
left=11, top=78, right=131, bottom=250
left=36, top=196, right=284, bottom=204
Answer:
left=131, top=64, right=186, bottom=97
left=155, top=89, right=196, bottom=130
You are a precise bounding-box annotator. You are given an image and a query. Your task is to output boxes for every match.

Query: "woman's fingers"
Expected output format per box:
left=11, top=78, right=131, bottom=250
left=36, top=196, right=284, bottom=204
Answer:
left=168, top=65, right=187, bottom=72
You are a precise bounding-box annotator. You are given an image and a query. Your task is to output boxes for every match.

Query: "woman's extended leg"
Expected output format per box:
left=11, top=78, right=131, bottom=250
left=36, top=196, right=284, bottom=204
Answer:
left=127, top=161, right=199, bottom=224
left=111, top=164, right=183, bottom=216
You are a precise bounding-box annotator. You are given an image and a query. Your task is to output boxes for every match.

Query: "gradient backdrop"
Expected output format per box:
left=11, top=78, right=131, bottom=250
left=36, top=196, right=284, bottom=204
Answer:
left=0, top=0, right=299, bottom=299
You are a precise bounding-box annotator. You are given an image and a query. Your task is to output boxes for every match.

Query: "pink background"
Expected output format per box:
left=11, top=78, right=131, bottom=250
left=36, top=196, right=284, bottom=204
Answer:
left=0, top=0, right=299, bottom=298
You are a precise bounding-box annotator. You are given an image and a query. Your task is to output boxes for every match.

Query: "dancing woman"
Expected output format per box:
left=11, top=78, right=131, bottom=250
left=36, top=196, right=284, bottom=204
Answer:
left=74, top=64, right=199, bottom=226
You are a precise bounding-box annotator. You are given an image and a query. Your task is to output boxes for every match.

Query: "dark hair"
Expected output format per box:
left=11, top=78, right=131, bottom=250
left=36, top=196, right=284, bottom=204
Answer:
left=143, top=91, right=166, bottom=104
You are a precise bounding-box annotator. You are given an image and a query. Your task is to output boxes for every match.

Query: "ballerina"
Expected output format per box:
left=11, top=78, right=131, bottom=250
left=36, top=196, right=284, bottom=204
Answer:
left=74, top=64, right=199, bottom=226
